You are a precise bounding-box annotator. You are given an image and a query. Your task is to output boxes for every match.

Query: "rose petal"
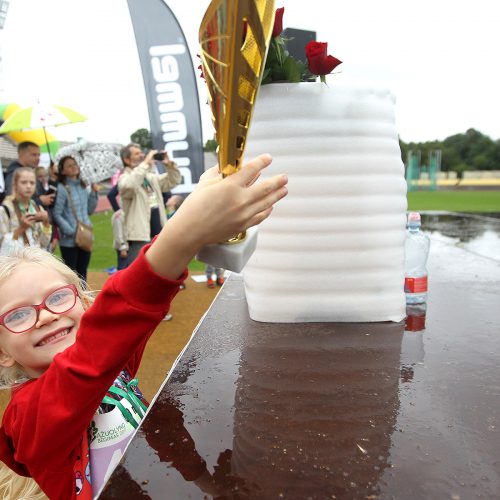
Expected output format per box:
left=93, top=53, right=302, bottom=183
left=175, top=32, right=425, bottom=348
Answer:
left=272, top=7, right=285, bottom=38
left=306, top=41, right=342, bottom=76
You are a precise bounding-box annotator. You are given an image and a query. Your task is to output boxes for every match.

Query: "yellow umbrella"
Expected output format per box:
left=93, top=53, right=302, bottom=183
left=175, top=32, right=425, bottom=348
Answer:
left=0, top=103, right=87, bottom=159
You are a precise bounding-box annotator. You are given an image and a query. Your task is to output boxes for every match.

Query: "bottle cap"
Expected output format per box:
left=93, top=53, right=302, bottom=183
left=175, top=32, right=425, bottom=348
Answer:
left=408, top=212, right=421, bottom=227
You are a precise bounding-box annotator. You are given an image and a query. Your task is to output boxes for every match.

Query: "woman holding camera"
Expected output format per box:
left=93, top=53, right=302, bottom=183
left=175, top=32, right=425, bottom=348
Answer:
left=0, top=167, right=52, bottom=254
left=118, top=144, right=181, bottom=267
left=53, top=156, right=99, bottom=281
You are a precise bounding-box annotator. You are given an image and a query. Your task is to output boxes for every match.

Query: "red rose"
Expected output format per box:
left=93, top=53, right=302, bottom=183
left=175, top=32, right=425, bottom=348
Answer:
left=272, top=7, right=285, bottom=38
left=305, top=41, right=342, bottom=76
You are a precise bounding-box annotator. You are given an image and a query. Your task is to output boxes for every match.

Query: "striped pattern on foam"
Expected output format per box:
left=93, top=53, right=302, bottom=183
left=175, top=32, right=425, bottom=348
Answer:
left=243, top=82, right=407, bottom=323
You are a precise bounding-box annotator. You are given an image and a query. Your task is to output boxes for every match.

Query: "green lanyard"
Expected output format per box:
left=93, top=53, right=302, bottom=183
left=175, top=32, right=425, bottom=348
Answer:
left=142, top=177, right=152, bottom=190
left=16, top=199, right=35, bottom=216
left=101, top=396, right=140, bottom=429
left=102, top=378, right=147, bottom=429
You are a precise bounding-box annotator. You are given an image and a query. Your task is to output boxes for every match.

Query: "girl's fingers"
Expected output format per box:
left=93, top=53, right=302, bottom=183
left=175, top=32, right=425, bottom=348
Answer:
left=243, top=206, right=274, bottom=230
left=197, top=166, right=221, bottom=189
left=199, top=166, right=219, bottom=182
left=249, top=173, right=288, bottom=202
left=247, top=184, right=288, bottom=217
left=246, top=172, right=261, bottom=187
left=233, top=154, right=273, bottom=186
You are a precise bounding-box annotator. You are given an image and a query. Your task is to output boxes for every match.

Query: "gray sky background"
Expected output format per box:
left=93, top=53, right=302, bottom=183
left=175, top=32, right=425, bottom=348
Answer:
left=2, top=0, right=500, bottom=145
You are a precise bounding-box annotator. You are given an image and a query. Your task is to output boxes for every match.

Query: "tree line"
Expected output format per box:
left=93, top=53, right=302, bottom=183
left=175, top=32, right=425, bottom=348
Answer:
left=400, top=128, right=500, bottom=177
left=131, top=127, right=500, bottom=178
left=130, top=127, right=218, bottom=153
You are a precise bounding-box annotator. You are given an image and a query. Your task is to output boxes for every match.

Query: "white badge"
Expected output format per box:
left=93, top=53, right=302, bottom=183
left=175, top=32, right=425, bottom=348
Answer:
left=147, top=190, right=159, bottom=208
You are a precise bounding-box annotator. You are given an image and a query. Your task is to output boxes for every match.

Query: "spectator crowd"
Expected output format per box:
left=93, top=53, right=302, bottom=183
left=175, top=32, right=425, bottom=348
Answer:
left=0, top=141, right=224, bottom=291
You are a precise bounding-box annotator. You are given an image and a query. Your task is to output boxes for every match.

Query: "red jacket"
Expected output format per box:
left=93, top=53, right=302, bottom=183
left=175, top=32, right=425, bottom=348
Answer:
left=0, top=244, right=186, bottom=499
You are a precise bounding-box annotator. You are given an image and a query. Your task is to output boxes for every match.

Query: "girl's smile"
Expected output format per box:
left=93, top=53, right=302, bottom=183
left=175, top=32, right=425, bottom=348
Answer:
left=35, top=326, right=73, bottom=347
left=0, top=263, right=84, bottom=378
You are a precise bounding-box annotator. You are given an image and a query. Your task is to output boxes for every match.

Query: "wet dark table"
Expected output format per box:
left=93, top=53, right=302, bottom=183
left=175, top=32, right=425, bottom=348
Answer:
left=102, top=213, right=500, bottom=499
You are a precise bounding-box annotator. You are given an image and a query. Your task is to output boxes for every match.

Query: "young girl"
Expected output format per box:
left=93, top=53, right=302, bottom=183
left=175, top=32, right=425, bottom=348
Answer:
left=0, top=168, right=52, bottom=255
left=35, top=166, right=49, bottom=195
left=0, top=154, right=287, bottom=499
left=52, top=156, right=99, bottom=281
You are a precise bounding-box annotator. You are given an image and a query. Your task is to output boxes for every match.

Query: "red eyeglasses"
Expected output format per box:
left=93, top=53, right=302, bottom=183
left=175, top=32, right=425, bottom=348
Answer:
left=0, top=285, right=78, bottom=334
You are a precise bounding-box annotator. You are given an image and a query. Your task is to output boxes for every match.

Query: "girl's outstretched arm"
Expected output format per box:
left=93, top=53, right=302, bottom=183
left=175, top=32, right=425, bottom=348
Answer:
left=146, top=154, right=288, bottom=280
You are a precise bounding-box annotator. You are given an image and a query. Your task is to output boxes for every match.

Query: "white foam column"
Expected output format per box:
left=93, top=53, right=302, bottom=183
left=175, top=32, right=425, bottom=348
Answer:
left=243, top=83, right=407, bottom=323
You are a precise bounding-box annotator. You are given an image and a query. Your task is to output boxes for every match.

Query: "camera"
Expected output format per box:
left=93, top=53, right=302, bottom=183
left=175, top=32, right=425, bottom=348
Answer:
left=153, top=152, right=166, bottom=161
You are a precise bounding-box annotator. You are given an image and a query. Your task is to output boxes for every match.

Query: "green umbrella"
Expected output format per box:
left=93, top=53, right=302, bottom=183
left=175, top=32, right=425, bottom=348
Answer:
left=0, top=103, right=87, bottom=159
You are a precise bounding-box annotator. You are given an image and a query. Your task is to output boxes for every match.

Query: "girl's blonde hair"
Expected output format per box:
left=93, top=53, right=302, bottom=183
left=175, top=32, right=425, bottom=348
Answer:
left=0, top=246, right=92, bottom=389
left=0, top=247, right=93, bottom=499
left=0, top=462, right=47, bottom=499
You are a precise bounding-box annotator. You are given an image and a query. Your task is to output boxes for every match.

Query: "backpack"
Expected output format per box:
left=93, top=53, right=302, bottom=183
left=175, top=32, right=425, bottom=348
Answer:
left=0, top=204, right=10, bottom=219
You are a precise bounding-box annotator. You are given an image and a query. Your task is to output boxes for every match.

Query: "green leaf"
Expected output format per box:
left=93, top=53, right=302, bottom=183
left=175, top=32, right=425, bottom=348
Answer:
left=271, top=65, right=286, bottom=82
left=266, top=46, right=279, bottom=65
left=283, top=56, right=301, bottom=83
left=261, top=67, right=271, bottom=84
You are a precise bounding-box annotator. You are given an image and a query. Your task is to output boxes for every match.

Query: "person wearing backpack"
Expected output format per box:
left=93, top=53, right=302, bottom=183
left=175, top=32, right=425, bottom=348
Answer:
left=0, top=167, right=52, bottom=255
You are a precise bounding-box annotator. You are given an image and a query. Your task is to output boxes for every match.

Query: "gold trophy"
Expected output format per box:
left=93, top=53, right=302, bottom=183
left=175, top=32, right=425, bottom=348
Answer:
left=196, top=0, right=276, bottom=272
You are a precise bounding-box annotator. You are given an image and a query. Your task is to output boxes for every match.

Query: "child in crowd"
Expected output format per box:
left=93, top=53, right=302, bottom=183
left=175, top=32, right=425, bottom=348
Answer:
left=35, top=166, right=49, bottom=194
left=0, top=155, right=287, bottom=499
left=47, top=161, right=59, bottom=185
left=111, top=208, right=128, bottom=271
left=36, top=164, right=59, bottom=253
left=0, top=168, right=52, bottom=254
left=43, top=160, right=59, bottom=253
left=166, top=194, right=184, bottom=219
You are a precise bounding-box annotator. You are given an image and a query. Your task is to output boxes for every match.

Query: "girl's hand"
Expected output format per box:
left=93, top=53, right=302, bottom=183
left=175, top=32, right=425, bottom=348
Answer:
left=30, top=210, right=49, bottom=224
left=13, top=214, right=35, bottom=240
left=39, top=210, right=50, bottom=225
left=146, top=154, right=288, bottom=280
left=177, top=154, right=287, bottom=246
left=20, top=214, right=36, bottom=230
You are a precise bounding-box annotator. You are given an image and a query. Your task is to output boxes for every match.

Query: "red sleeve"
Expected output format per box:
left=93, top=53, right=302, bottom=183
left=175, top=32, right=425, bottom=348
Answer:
left=1, top=243, right=187, bottom=476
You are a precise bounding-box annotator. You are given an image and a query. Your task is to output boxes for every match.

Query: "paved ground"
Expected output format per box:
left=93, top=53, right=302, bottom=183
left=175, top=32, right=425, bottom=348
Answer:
left=103, top=212, right=500, bottom=499
left=0, top=271, right=220, bottom=414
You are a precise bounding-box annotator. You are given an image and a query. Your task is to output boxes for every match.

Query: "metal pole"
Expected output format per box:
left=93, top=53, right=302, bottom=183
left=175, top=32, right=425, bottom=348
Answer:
left=42, top=126, right=52, bottom=160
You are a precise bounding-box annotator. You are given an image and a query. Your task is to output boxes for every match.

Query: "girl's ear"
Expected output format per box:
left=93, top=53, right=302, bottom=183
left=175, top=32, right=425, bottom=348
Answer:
left=0, top=349, right=16, bottom=368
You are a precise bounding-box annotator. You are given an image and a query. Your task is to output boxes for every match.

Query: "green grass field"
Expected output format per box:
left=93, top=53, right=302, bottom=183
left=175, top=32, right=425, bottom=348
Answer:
left=407, top=190, right=500, bottom=212
left=83, top=190, right=500, bottom=272
left=59, top=211, right=206, bottom=272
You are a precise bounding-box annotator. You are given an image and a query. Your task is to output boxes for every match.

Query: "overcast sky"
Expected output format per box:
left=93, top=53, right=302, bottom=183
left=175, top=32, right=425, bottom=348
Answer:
left=2, top=0, right=500, bottom=145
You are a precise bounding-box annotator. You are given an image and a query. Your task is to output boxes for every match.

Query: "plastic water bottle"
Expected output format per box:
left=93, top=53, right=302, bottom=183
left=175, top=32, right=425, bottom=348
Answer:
left=405, top=303, right=427, bottom=331
left=404, top=212, right=430, bottom=304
